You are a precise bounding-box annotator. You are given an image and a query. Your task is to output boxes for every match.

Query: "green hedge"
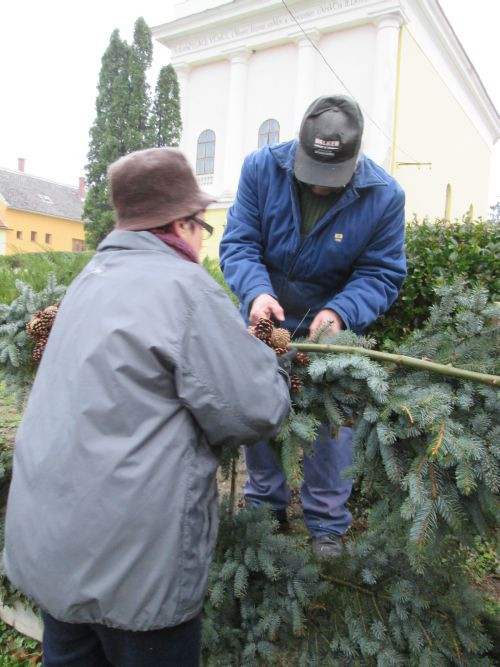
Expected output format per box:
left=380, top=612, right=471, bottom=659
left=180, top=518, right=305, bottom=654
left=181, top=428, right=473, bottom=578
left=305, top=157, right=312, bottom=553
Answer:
left=1, top=218, right=498, bottom=344
left=368, top=218, right=499, bottom=344
left=0, top=252, right=93, bottom=304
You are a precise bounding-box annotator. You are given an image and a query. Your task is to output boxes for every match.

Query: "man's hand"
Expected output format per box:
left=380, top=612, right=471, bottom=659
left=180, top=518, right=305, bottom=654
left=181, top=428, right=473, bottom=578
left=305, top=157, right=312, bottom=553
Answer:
left=249, top=294, right=285, bottom=324
left=309, top=309, right=344, bottom=337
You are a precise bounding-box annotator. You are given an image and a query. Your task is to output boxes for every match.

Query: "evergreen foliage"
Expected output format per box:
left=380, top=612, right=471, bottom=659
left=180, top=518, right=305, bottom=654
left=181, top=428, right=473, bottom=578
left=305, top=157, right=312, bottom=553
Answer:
left=203, top=503, right=326, bottom=666
left=0, top=251, right=92, bottom=304
left=0, top=276, right=66, bottom=404
left=126, top=18, right=155, bottom=151
left=152, top=64, right=182, bottom=147
left=83, top=28, right=131, bottom=248
left=205, top=283, right=499, bottom=664
left=83, top=18, right=181, bottom=248
left=0, top=266, right=497, bottom=662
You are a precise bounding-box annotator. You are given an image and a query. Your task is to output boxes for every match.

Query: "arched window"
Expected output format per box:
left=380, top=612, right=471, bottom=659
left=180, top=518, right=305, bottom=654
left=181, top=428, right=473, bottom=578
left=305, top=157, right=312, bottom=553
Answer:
left=258, top=119, right=280, bottom=148
left=196, top=129, right=216, bottom=175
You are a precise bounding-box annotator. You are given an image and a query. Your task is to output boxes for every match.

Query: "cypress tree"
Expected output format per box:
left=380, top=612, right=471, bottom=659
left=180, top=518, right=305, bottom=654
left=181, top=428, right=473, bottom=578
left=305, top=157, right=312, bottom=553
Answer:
left=83, top=18, right=155, bottom=248
left=83, top=29, right=131, bottom=248
left=126, top=17, right=155, bottom=150
left=152, top=64, right=182, bottom=147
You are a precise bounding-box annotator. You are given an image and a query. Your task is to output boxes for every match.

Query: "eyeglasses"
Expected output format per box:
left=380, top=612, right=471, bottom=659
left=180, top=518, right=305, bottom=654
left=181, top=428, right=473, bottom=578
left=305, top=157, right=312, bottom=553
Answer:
left=187, top=215, right=214, bottom=240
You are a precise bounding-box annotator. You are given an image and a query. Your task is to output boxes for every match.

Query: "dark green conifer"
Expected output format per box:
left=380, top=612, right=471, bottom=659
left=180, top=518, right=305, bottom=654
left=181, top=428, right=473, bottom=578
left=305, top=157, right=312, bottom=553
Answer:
left=126, top=17, right=155, bottom=150
left=152, top=64, right=182, bottom=147
left=83, top=18, right=156, bottom=248
left=83, top=29, right=131, bottom=248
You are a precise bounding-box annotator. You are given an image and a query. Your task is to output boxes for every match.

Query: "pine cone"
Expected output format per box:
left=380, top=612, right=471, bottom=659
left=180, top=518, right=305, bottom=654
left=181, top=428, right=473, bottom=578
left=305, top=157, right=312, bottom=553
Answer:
left=32, top=337, right=48, bottom=363
left=273, top=346, right=289, bottom=356
left=26, top=315, right=44, bottom=338
left=270, top=327, right=291, bottom=351
left=290, top=373, right=302, bottom=393
left=27, top=305, right=59, bottom=340
left=254, top=318, right=274, bottom=345
left=39, top=305, right=59, bottom=327
left=295, top=352, right=310, bottom=367
left=43, top=305, right=59, bottom=316
left=247, top=325, right=256, bottom=336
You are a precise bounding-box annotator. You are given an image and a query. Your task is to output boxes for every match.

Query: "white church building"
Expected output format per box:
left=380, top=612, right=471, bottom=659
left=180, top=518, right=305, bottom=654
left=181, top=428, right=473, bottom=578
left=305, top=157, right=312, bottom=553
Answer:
left=152, top=0, right=499, bottom=255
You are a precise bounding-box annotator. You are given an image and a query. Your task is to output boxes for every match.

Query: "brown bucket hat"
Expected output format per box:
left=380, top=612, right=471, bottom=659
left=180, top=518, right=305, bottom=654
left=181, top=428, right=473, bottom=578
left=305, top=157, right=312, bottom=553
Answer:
left=109, top=147, right=215, bottom=231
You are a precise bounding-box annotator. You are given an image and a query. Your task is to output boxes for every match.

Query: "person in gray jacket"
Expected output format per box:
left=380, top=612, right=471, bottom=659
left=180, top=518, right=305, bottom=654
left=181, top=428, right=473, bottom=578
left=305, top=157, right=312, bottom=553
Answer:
left=4, top=147, right=291, bottom=667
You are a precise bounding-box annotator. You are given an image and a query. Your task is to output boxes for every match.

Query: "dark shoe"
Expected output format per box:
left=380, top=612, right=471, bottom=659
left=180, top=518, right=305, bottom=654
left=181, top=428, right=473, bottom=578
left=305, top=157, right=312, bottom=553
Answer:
left=312, top=534, right=344, bottom=559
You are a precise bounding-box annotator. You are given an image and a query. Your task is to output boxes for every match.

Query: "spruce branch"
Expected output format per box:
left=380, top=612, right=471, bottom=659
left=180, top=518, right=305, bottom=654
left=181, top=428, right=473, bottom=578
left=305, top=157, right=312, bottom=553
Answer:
left=291, top=343, right=500, bottom=386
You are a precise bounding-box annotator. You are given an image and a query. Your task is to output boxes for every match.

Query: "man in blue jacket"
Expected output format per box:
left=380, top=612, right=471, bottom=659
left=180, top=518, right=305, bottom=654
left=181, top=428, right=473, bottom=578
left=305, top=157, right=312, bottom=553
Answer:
left=220, top=94, right=406, bottom=557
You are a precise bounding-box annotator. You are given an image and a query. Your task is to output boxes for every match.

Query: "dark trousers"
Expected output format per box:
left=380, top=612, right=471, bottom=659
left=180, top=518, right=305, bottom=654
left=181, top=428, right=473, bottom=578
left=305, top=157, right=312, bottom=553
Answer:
left=41, top=610, right=202, bottom=667
left=245, top=425, right=353, bottom=536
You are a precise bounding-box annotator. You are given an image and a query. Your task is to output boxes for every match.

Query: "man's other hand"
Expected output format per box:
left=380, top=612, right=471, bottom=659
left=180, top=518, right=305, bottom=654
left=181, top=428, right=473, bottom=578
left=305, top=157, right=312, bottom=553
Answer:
left=250, top=294, right=285, bottom=324
left=309, top=309, right=344, bottom=337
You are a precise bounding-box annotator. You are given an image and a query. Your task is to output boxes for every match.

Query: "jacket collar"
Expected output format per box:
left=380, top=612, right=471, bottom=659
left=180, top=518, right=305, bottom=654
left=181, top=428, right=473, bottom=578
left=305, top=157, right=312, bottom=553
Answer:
left=269, top=139, right=387, bottom=189
left=97, top=229, right=180, bottom=258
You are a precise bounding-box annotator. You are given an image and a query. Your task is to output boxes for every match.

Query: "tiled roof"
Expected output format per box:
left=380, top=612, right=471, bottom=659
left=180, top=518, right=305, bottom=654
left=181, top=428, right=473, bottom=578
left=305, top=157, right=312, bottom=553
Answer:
left=0, top=168, right=83, bottom=222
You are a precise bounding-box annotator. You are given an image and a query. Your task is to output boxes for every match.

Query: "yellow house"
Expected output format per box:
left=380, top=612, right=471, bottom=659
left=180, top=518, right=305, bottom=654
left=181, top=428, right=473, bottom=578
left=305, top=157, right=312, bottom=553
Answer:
left=0, top=165, right=85, bottom=255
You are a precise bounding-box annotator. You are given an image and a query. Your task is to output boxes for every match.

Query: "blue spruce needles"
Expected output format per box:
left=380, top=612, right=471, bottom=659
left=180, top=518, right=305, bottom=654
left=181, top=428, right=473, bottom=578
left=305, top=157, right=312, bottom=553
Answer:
left=207, top=283, right=498, bottom=664
left=0, top=275, right=66, bottom=405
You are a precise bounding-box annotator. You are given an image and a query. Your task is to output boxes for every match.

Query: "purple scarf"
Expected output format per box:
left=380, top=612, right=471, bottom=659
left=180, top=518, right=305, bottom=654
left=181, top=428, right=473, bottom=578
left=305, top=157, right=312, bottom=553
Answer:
left=150, top=229, right=199, bottom=264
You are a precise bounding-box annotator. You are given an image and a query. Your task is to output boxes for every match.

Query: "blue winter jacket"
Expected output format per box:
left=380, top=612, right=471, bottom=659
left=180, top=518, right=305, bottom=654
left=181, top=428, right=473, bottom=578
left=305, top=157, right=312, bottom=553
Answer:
left=220, top=140, right=407, bottom=333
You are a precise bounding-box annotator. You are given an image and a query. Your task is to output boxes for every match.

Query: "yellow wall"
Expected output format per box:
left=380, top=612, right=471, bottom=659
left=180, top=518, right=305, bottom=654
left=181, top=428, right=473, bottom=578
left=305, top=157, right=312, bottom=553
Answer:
left=0, top=202, right=85, bottom=255
left=393, top=29, right=491, bottom=220
left=200, top=207, right=228, bottom=259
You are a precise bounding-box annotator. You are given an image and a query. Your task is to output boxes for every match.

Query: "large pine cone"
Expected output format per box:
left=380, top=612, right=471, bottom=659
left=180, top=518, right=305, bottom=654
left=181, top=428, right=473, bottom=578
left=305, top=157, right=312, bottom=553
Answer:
left=295, top=352, right=310, bottom=367
left=27, top=304, right=59, bottom=361
left=39, top=305, right=59, bottom=326
left=32, top=335, right=49, bottom=363
left=290, top=373, right=302, bottom=393
left=26, top=314, right=45, bottom=338
left=254, top=318, right=274, bottom=345
left=270, top=327, right=291, bottom=351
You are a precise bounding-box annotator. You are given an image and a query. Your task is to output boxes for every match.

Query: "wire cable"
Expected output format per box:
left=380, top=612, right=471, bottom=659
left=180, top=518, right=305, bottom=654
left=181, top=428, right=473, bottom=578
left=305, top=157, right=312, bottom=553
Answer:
left=281, top=0, right=421, bottom=163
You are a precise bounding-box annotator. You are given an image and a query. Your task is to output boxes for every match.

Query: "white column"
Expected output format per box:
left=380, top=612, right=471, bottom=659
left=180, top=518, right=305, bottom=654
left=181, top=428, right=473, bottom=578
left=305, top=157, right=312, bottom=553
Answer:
left=223, top=49, right=251, bottom=197
left=293, top=30, right=320, bottom=133
left=367, top=14, right=403, bottom=170
left=174, top=63, right=190, bottom=154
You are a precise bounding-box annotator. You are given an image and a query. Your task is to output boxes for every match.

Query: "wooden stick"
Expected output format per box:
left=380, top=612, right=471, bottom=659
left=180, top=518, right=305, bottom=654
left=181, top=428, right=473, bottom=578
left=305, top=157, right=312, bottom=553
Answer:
left=290, top=343, right=500, bottom=387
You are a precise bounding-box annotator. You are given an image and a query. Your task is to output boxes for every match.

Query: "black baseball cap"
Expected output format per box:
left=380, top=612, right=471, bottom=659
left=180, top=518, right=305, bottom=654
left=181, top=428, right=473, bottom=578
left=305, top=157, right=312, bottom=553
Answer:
left=294, top=95, right=364, bottom=187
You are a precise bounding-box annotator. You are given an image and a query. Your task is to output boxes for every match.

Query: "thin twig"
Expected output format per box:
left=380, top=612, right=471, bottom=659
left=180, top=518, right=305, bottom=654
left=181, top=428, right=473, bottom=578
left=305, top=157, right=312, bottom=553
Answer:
left=431, top=421, right=445, bottom=457
left=402, top=405, right=414, bottom=423
left=322, top=574, right=449, bottom=621
left=371, top=596, right=385, bottom=624
left=307, top=616, right=334, bottom=651
left=418, top=617, right=433, bottom=648
left=322, top=575, right=385, bottom=623
left=322, top=574, right=388, bottom=599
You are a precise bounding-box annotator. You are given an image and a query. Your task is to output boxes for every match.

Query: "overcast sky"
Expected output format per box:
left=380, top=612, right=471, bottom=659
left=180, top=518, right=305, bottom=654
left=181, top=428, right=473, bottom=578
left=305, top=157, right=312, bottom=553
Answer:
left=0, top=0, right=498, bottom=205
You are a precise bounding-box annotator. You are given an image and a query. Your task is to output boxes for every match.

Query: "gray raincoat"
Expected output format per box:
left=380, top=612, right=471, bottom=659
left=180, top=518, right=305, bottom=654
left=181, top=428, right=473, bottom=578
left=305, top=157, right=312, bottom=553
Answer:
left=4, top=230, right=290, bottom=630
